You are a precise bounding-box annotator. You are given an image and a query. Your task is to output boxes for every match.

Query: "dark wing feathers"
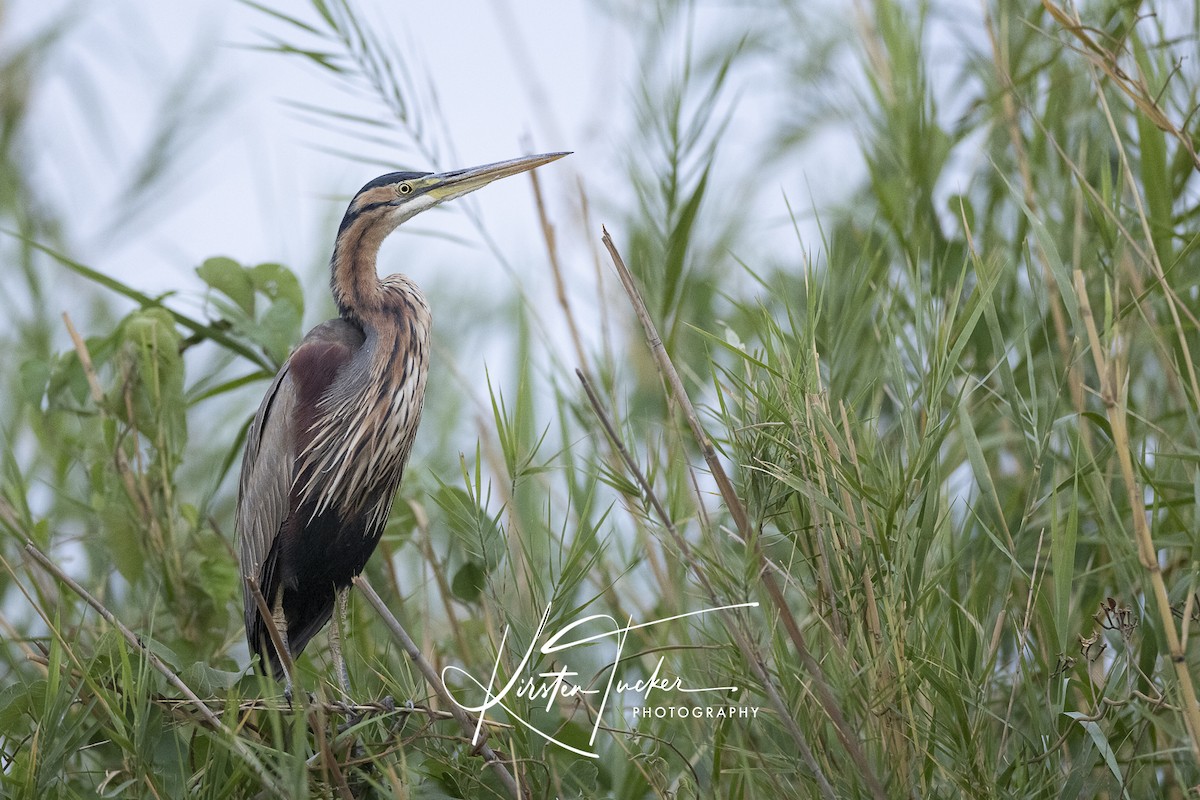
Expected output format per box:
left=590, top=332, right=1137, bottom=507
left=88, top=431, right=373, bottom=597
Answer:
left=236, top=363, right=297, bottom=661
left=235, top=319, right=365, bottom=674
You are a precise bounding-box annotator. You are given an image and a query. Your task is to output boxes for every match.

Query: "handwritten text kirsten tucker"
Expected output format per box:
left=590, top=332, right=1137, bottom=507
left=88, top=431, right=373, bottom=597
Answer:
left=443, top=601, right=761, bottom=758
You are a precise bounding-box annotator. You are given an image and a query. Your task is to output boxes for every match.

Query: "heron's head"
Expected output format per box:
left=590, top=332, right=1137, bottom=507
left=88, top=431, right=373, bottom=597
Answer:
left=337, top=151, right=570, bottom=239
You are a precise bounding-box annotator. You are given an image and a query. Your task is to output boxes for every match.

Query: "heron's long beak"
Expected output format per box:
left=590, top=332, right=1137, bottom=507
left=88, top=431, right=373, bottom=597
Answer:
left=422, top=152, right=570, bottom=203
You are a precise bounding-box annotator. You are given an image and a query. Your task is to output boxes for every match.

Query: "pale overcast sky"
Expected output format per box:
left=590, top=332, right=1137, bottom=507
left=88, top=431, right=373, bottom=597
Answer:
left=4, top=0, right=889, bottom=367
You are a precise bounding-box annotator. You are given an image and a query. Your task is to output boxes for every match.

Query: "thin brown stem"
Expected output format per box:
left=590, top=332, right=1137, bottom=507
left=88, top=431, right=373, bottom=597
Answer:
left=576, top=369, right=700, bottom=575
left=529, top=162, right=588, bottom=372
left=62, top=312, right=168, bottom=556
left=1042, top=0, right=1200, bottom=171
left=412, top=499, right=472, bottom=658
left=351, top=575, right=524, bottom=800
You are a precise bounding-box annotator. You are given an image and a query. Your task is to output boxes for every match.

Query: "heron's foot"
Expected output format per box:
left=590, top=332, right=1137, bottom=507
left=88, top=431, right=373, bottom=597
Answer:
left=284, top=689, right=317, bottom=714
left=335, top=700, right=363, bottom=732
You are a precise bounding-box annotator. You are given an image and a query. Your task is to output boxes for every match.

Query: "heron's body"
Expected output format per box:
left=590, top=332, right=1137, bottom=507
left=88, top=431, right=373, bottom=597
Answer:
left=235, top=153, right=566, bottom=696
left=237, top=293, right=429, bottom=677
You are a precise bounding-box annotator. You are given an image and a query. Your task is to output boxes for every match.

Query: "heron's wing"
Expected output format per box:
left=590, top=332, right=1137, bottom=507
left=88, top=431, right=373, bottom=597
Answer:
left=236, top=362, right=298, bottom=650
left=235, top=319, right=367, bottom=673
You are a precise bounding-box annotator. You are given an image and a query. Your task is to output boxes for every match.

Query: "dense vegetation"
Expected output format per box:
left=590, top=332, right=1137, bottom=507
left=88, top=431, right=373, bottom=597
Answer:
left=3, top=1, right=1200, bottom=797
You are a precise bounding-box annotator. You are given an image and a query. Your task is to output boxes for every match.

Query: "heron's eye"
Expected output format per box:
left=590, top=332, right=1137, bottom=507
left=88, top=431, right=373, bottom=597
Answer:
left=396, top=182, right=413, bottom=196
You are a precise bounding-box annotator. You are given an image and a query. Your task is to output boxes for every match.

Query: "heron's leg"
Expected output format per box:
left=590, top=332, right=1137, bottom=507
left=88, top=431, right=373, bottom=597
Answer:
left=271, top=598, right=294, bottom=705
left=329, top=586, right=353, bottom=702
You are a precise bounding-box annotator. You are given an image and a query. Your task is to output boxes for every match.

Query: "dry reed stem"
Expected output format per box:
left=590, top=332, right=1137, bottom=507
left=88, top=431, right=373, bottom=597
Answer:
left=577, top=369, right=700, bottom=574
left=0, top=608, right=44, bottom=675
left=0, top=551, right=122, bottom=727
left=1014, top=99, right=1200, bottom=471
left=351, top=575, right=523, bottom=800
left=412, top=499, right=472, bottom=658
left=0, top=509, right=47, bottom=673
left=1059, top=13, right=1200, bottom=408
left=295, top=682, right=354, bottom=800
left=1034, top=4, right=1200, bottom=410
left=598, top=227, right=887, bottom=800
left=18, top=670, right=438, bottom=719
left=21, top=540, right=286, bottom=796
left=308, top=692, right=354, bottom=800
left=529, top=162, right=588, bottom=372
left=575, top=178, right=615, bottom=372
left=1073, top=269, right=1200, bottom=765
left=988, top=17, right=1200, bottom=405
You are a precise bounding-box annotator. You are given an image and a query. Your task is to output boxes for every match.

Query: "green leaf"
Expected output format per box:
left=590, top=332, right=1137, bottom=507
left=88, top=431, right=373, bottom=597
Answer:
left=431, top=485, right=501, bottom=565
left=1065, top=711, right=1130, bottom=799
left=450, top=560, right=486, bottom=603
left=662, top=163, right=710, bottom=322
left=947, top=192, right=974, bottom=236
left=120, top=307, right=187, bottom=457
left=237, top=0, right=328, bottom=37
left=252, top=298, right=302, bottom=366
left=17, top=358, right=49, bottom=408
left=250, top=262, right=304, bottom=312
left=15, top=234, right=273, bottom=370
left=0, top=678, right=43, bottom=732
left=95, top=487, right=145, bottom=583
left=179, top=661, right=245, bottom=695
left=199, top=547, right=240, bottom=606
left=1131, top=32, right=1172, bottom=265
left=197, top=256, right=256, bottom=316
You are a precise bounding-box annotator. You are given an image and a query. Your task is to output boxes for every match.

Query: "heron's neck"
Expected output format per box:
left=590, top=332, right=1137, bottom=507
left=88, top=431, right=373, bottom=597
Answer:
left=329, top=216, right=399, bottom=318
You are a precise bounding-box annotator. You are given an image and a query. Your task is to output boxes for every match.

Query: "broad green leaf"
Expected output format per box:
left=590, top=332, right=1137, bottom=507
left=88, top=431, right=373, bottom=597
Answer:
left=1065, top=711, right=1131, bottom=800
left=251, top=298, right=302, bottom=366
left=250, top=262, right=304, bottom=312
left=451, top=560, right=487, bottom=603
left=180, top=661, right=246, bottom=695
left=120, top=307, right=187, bottom=457
left=197, top=256, right=256, bottom=316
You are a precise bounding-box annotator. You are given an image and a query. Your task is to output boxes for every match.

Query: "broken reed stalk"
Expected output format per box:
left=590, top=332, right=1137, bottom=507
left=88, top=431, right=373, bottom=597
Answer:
left=351, top=575, right=523, bottom=800
left=1073, top=270, right=1200, bottom=764
left=22, top=540, right=287, bottom=797
left=598, top=227, right=886, bottom=800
